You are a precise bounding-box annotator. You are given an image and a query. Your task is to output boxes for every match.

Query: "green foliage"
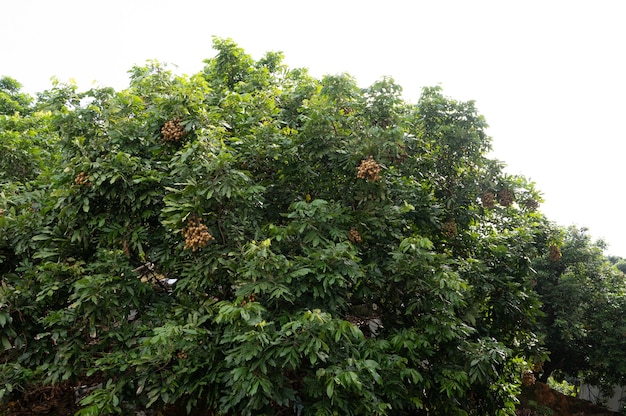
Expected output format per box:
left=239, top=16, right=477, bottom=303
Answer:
left=2, top=38, right=623, bottom=415
left=0, top=108, right=58, bottom=183
left=532, top=226, right=626, bottom=390
left=546, top=375, right=577, bottom=397
left=0, top=76, right=33, bottom=115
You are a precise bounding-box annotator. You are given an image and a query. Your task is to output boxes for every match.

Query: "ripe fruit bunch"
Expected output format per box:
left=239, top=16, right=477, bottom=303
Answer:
left=481, top=191, right=495, bottom=209
left=74, top=171, right=91, bottom=186
left=441, top=219, right=458, bottom=238
left=348, top=228, right=362, bottom=244
left=522, top=370, right=536, bottom=387
left=549, top=244, right=562, bottom=262
left=241, top=294, right=257, bottom=306
left=161, top=118, right=185, bottom=142
left=524, top=198, right=539, bottom=212
left=182, top=216, right=214, bottom=251
left=497, top=189, right=514, bottom=207
left=357, top=156, right=381, bottom=182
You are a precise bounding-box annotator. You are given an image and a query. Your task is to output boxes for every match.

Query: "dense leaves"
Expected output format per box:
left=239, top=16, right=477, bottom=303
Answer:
left=532, top=226, right=626, bottom=388
left=1, top=38, right=625, bottom=415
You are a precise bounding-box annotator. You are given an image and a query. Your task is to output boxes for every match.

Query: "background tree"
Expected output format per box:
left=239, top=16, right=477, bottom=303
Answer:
left=0, top=76, right=33, bottom=116
left=531, top=226, right=626, bottom=390
left=0, top=77, right=59, bottom=184
left=607, top=255, right=626, bottom=275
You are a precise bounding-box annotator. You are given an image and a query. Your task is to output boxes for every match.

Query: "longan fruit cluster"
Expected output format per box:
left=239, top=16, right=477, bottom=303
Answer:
left=549, top=244, right=562, bottom=262
left=481, top=191, right=496, bottom=209
left=176, top=350, right=188, bottom=360
left=357, top=156, right=381, bottom=182
left=0, top=208, right=4, bottom=217
left=498, top=189, right=514, bottom=207
left=522, top=370, right=536, bottom=387
left=348, top=228, right=362, bottom=244
left=441, top=219, right=458, bottom=238
left=161, top=118, right=185, bottom=142
left=524, top=198, right=539, bottom=212
left=74, top=171, right=91, bottom=186
left=241, top=294, right=257, bottom=306
left=182, top=216, right=214, bottom=252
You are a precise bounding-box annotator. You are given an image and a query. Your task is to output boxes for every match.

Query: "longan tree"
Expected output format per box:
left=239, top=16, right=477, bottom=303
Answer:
left=1, top=39, right=554, bottom=415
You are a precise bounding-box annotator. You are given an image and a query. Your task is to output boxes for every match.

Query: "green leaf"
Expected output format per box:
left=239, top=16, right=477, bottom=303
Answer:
left=1, top=335, right=12, bottom=350
left=290, top=267, right=312, bottom=278
left=33, top=249, right=60, bottom=259
left=326, top=380, right=335, bottom=398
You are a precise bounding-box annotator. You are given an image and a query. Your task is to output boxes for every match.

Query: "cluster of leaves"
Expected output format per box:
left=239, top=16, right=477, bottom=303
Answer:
left=532, top=226, right=626, bottom=389
left=1, top=38, right=625, bottom=415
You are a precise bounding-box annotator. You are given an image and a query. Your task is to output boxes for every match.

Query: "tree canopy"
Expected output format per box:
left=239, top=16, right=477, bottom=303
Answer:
left=1, top=38, right=626, bottom=415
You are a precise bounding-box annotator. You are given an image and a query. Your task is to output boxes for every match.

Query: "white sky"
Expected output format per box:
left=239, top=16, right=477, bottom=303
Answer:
left=3, top=0, right=626, bottom=255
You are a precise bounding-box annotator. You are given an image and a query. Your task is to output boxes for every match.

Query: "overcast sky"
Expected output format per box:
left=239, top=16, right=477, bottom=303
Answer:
left=3, top=0, right=626, bottom=255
